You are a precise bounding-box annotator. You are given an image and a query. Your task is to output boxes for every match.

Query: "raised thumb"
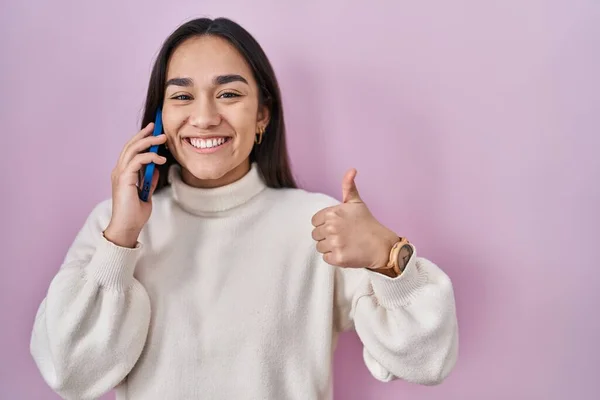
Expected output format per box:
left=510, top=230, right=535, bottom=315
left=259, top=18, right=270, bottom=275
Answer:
left=342, top=168, right=362, bottom=203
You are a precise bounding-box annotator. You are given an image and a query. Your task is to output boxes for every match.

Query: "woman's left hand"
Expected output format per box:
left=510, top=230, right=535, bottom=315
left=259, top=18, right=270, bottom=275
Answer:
left=311, top=169, right=399, bottom=270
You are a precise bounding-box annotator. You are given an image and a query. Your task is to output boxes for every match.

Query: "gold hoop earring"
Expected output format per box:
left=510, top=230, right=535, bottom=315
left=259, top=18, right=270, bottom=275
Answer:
left=255, top=126, right=265, bottom=144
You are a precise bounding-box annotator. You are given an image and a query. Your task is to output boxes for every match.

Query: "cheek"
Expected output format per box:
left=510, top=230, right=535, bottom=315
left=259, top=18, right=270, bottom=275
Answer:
left=226, top=103, right=258, bottom=141
left=162, top=109, right=185, bottom=140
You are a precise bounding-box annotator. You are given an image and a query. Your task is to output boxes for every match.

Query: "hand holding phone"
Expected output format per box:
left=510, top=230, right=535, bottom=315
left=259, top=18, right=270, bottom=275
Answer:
left=103, top=110, right=167, bottom=248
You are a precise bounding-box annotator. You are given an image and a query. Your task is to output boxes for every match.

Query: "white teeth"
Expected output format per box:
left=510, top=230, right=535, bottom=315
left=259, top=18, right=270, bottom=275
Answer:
left=189, top=137, right=227, bottom=149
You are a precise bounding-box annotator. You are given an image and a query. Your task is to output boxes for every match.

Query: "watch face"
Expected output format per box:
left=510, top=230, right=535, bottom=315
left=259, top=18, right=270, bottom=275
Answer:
left=397, top=242, right=412, bottom=270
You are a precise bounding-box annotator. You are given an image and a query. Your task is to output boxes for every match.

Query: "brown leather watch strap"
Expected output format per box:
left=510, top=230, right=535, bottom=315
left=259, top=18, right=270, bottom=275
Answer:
left=370, top=237, right=411, bottom=277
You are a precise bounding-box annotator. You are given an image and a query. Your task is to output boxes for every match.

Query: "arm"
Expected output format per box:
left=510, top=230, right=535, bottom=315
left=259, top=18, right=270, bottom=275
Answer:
left=30, top=201, right=151, bottom=400
left=333, top=245, right=458, bottom=385
left=311, top=169, right=458, bottom=385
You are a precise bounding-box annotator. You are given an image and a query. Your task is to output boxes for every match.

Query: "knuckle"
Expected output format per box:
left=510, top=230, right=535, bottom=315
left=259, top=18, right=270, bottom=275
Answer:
left=331, top=237, right=343, bottom=249
left=326, top=210, right=337, bottom=219
left=117, top=174, right=128, bottom=185
left=325, top=224, right=337, bottom=235
left=334, top=252, right=345, bottom=265
left=110, top=169, right=120, bottom=181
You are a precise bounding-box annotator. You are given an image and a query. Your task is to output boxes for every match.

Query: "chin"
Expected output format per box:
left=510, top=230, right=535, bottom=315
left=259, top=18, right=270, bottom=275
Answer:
left=185, top=162, right=232, bottom=181
left=178, top=156, right=251, bottom=188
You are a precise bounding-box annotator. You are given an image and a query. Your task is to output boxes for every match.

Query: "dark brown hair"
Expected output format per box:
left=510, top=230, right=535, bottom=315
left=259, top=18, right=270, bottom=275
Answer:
left=141, top=17, right=297, bottom=191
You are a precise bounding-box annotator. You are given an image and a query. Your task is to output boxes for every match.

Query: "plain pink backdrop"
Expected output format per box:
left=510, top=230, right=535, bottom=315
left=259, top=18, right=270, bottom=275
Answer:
left=1, top=0, right=599, bottom=399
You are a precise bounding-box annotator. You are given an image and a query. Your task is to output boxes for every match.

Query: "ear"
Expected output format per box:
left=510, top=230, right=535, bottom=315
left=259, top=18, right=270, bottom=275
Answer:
left=257, top=103, right=271, bottom=128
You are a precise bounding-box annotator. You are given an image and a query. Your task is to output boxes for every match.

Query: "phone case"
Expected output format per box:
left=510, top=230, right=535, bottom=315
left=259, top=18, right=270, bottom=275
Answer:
left=139, top=108, right=163, bottom=202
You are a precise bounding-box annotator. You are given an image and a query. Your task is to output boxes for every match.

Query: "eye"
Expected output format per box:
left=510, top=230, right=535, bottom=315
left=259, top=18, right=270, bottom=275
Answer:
left=218, top=92, right=241, bottom=99
left=171, top=94, right=192, bottom=101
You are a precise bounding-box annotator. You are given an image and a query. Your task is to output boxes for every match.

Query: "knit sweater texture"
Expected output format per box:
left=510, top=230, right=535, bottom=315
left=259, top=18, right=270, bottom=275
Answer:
left=30, top=163, right=458, bottom=400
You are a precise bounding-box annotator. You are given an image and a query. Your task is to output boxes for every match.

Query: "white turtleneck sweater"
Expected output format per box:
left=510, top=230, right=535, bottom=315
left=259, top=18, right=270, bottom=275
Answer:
left=30, top=164, right=458, bottom=400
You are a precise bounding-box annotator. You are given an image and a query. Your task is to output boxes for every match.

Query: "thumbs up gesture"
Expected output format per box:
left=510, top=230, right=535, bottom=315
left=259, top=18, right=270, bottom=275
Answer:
left=311, top=168, right=399, bottom=270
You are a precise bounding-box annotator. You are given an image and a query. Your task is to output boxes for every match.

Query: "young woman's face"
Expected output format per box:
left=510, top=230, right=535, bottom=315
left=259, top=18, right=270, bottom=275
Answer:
left=162, top=35, right=269, bottom=188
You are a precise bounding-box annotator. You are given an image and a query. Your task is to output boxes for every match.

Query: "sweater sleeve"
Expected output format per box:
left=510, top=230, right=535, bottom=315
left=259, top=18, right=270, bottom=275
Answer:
left=30, top=200, right=151, bottom=400
left=333, top=245, right=458, bottom=386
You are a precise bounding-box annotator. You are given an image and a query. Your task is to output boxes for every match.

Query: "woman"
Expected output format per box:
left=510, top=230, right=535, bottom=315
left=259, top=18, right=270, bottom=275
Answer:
left=30, top=17, right=458, bottom=400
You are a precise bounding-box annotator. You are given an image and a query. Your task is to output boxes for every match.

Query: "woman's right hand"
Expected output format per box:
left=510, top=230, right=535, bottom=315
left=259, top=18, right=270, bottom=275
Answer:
left=104, top=123, right=168, bottom=248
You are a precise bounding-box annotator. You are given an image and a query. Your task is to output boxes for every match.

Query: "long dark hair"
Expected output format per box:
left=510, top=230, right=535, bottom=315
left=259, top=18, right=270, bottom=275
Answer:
left=141, top=17, right=297, bottom=191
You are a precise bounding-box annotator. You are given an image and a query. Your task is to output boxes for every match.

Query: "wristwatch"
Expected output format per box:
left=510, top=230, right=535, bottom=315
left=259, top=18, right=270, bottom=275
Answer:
left=371, top=237, right=412, bottom=277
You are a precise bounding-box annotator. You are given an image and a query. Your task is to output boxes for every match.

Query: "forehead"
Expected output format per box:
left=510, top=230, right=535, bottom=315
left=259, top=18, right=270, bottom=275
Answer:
left=166, top=35, right=255, bottom=84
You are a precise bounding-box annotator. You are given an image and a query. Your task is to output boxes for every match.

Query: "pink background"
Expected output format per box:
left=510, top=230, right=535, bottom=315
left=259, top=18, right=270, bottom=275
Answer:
left=1, top=0, right=599, bottom=399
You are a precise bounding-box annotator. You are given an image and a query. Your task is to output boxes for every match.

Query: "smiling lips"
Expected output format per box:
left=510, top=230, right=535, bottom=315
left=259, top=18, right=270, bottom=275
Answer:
left=184, top=137, right=231, bottom=153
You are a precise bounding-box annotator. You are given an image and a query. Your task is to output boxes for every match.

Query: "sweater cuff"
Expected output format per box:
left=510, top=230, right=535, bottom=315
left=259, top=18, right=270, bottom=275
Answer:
left=367, top=245, right=428, bottom=309
left=87, top=234, right=143, bottom=291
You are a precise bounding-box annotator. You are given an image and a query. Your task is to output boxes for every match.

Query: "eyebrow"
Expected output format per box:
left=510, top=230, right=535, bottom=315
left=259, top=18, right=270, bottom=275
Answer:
left=165, top=74, right=249, bottom=88
left=215, top=74, right=248, bottom=85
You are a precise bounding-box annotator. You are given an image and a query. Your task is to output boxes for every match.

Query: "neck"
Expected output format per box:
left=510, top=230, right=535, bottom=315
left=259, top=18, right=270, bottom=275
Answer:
left=168, top=161, right=266, bottom=215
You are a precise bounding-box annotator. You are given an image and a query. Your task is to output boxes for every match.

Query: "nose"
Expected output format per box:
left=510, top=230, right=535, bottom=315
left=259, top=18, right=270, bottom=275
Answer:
left=188, top=95, right=222, bottom=129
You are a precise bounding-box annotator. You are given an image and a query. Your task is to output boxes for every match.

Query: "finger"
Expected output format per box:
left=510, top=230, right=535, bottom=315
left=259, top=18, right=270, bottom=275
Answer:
left=322, top=251, right=346, bottom=266
left=316, top=235, right=344, bottom=253
left=123, top=153, right=167, bottom=181
left=311, top=210, right=325, bottom=227
left=322, top=252, right=335, bottom=266
left=131, top=122, right=157, bottom=142
left=341, top=168, right=362, bottom=203
left=118, top=123, right=154, bottom=163
left=120, top=134, right=167, bottom=168
left=311, top=226, right=327, bottom=241
left=311, top=206, right=337, bottom=227
left=147, top=168, right=161, bottom=201
left=315, top=239, right=332, bottom=254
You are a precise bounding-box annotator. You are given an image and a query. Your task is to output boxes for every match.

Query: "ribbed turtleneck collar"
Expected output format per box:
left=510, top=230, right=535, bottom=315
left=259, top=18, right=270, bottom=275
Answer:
left=167, top=163, right=266, bottom=215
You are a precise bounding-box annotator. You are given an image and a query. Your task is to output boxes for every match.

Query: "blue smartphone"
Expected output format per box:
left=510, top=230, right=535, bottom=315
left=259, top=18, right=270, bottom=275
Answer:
left=139, top=108, right=163, bottom=202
